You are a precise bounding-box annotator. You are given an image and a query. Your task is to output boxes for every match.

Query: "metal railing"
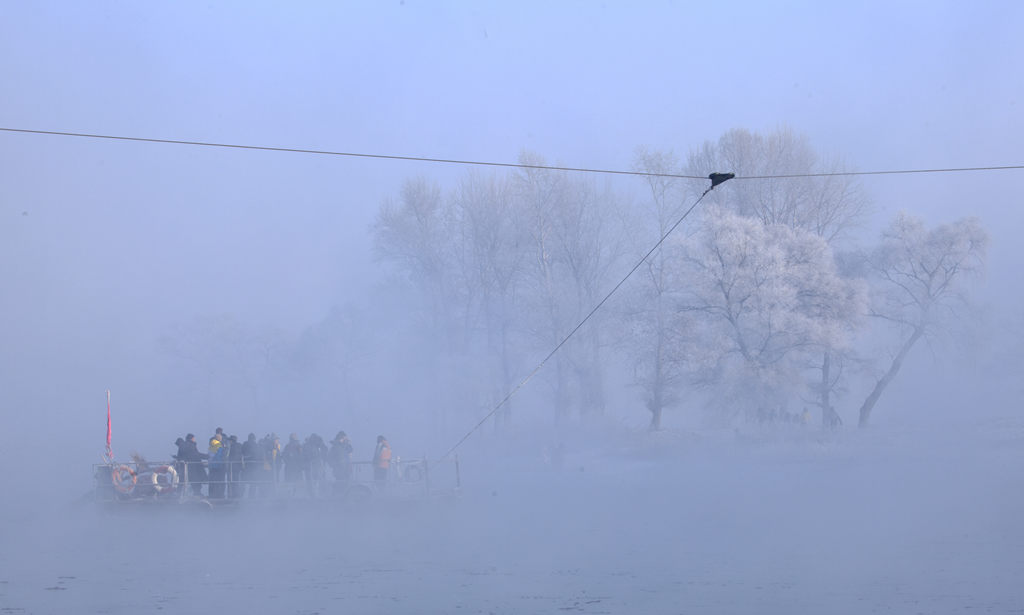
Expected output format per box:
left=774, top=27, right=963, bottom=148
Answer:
left=93, top=455, right=460, bottom=504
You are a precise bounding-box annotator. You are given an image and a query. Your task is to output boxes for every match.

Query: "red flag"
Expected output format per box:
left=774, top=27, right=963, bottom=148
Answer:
left=105, top=390, right=113, bottom=462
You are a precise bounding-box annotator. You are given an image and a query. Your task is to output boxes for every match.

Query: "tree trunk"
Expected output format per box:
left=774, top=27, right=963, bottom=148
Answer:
left=858, top=326, right=924, bottom=427
left=819, top=352, right=842, bottom=428
left=499, top=319, right=513, bottom=428
left=649, top=405, right=663, bottom=431
left=820, top=352, right=831, bottom=427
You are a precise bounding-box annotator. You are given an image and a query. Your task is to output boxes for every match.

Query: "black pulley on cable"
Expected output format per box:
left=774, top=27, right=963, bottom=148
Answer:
left=709, top=172, right=735, bottom=188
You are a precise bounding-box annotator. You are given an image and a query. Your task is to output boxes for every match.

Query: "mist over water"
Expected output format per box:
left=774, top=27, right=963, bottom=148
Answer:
left=4, top=428, right=1023, bottom=614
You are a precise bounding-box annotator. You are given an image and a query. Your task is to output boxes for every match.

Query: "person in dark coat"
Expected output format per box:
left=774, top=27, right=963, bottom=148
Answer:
left=241, top=433, right=260, bottom=496
left=303, top=433, right=328, bottom=494
left=261, top=434, right=281, bottom=496
left=226, top=435, right=243, bottom=498
left=181, top=433, right=208, bottom=495
left=173, top=437, right=188, bottom=484
left=328, top=431, right=354, bottom=485
left=281, top=433, right=304, bottom=489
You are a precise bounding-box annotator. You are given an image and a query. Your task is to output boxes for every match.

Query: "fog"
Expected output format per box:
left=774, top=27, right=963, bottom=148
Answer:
left=2, top=2, right=1022, bottom=613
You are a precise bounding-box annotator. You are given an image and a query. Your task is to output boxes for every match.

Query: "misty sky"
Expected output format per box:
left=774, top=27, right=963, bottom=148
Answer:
left=1, top=2, right=1022, bottom=455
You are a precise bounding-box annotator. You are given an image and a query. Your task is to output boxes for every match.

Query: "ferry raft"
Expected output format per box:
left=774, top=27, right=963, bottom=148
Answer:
left=92, top=455, right=461, bottom=512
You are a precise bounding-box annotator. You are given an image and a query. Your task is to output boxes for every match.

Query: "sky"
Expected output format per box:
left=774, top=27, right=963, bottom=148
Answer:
left=1, top=0, right=1022, bottom=470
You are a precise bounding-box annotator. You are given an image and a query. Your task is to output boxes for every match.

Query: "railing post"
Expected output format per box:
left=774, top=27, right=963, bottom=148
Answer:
left=423, top=454, right=431, bottom=496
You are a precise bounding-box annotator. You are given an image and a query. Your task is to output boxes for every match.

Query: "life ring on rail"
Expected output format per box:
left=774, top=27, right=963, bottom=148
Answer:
left=111, top=465, right=137, bottom=494
left=402, top=464, right=424, bottom=483
left=150, top=465, right=179, bottom=493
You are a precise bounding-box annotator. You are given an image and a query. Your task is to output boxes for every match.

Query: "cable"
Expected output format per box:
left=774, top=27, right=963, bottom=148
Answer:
left=440, top=181, right=721, bottom=460
left=0, top=127, right=706, bottom=180
left=735, top=166, right=1024, bottom=180
left=6, top=124, right=1020, bottom=449
left=3, top=126, right=1022, bottom=181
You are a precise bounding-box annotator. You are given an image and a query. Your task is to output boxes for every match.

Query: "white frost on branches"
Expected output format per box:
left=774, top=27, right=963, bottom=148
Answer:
left=678, top=209, right=866, bottom=417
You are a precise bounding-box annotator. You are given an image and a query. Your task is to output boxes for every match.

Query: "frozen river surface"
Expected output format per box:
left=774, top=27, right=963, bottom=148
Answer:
left=2, top=431, right=1022, bottom=614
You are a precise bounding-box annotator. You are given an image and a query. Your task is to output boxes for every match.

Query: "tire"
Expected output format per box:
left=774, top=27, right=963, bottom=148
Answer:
left=151, top=465, right=179, bottom=493
left=111, top=465, right=137, bottom=495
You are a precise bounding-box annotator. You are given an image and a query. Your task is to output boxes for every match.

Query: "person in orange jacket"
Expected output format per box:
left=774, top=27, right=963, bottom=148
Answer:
left=372, top=435, right=391, bottom=487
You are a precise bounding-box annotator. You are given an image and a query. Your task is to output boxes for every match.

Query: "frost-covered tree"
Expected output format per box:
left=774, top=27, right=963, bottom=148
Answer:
left=450, top=170, right=525, bottom=428
left=373, top=159, right=627, bottom=427
left=678, top=210, right=866, bottom=420
left=621, top=147, right=693, bottom=430
left=373, top=177, right=462, bottom=347
left=686, top=127, right=870, bottom=426
left=857, top=213, right=988, bottom=427
left=686, top=127, right=869, bottom=243
left=514, top=151, right=627, bottom=420
left=373, top=178, right=480, bottom=433
left=511, top=155, right=575, bottom=419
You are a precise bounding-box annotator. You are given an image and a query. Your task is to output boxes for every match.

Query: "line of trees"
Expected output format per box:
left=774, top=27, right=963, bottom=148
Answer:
left=157, top=127, right=988, bottom=435
left=372, top=127, right=989, bottom=432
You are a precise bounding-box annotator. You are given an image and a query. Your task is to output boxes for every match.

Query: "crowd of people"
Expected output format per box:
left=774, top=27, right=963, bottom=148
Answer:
left=171, top=429, right=392, bottom=498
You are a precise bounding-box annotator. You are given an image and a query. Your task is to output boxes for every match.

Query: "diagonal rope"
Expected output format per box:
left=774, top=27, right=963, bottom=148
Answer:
left=440, top=180, right=723, bottom=460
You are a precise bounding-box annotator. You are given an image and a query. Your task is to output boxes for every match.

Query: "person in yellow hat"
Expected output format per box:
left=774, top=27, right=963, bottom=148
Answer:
left=208, top=435, right=227, bottom=498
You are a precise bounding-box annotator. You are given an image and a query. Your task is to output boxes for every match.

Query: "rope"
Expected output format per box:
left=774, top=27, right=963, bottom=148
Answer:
left=440, top=180, right=721, bottom=460
left=3, top=126, right=1021, bottom=181
left=0, top=127, right=706, bottom=180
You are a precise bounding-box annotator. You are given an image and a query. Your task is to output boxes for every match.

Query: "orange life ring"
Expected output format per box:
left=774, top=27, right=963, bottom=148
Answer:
left=111, top=465, right=137, bottom=494
left=150, top=465, right=179, bottom=493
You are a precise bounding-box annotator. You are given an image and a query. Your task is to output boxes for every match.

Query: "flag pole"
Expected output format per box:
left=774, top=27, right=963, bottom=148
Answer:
left=105, top=389, right=113, bottom=464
